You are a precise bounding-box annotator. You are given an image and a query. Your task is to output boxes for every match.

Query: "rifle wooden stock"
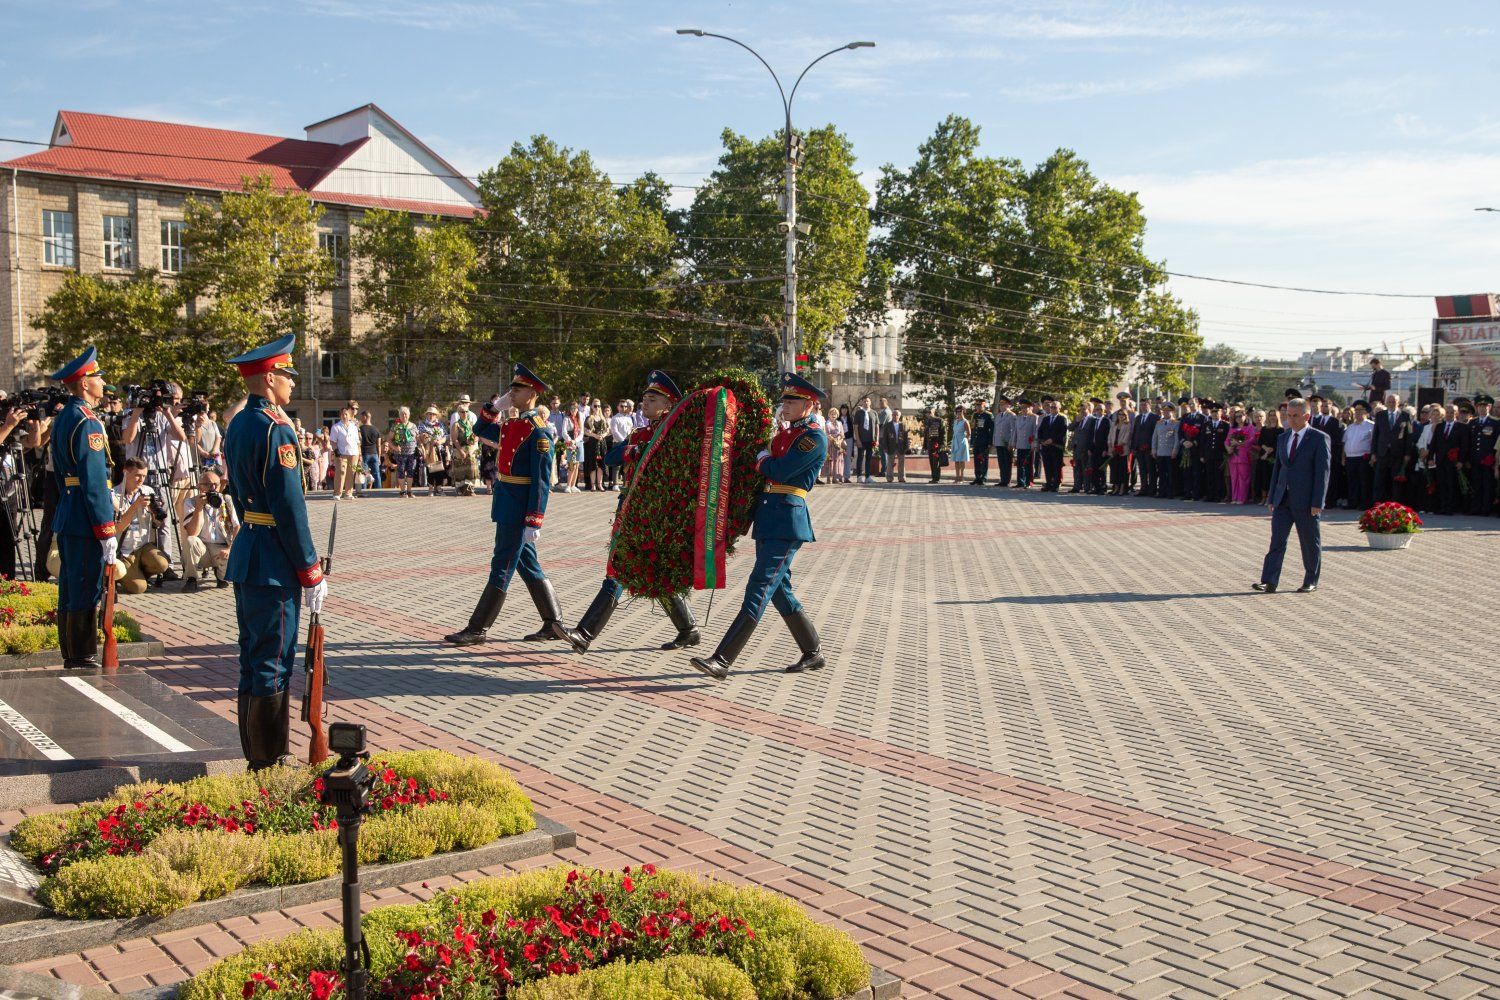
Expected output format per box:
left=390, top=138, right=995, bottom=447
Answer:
left=100, top=564, right=119, bottom=672
left=302, top=613, right=328, bottom=765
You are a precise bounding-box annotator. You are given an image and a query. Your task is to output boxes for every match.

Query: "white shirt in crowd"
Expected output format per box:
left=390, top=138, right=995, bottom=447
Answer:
left=127, top=412, right=193, bottom=481
left=111, top=484, right=158, bottom=557
left=1343, top=420, right=1374, bottom=458
left=610, top=411, right=634, bottom=443
left=329, top=418, right=361, bottom=457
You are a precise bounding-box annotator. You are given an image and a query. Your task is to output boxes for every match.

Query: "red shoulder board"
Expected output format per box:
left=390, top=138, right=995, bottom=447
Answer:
left=771, top=426, right=806, bottom=459
left=267, top=407, right=291, bottom=426
left=80, top=405, right=96, bottom=419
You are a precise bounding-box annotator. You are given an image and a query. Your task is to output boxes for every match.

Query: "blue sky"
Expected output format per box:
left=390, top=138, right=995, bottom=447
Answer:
left=4, top=0, right=1499, bottom=362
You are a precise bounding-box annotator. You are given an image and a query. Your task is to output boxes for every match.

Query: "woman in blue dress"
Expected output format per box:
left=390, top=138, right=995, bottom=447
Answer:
left=950, top=405, right=970, bottom=483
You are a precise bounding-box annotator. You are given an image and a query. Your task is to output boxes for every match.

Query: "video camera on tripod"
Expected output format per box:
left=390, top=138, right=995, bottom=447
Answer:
left=320, top=722, right=374, bottom=1000
left=121, top=379, right=175, bottom=415
left=0, top=386, right=69, bottom=422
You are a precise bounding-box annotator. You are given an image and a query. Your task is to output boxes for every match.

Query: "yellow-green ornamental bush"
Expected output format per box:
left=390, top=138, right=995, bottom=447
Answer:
left=179, top=929, right=343, bottom=1000
left=37, top=855, right=198, bottom=918
left=19, top=753, right=536, bottom=919
left=0, top=580, right=140, bottom=654
left=511, top=955, right=757, bottom=1000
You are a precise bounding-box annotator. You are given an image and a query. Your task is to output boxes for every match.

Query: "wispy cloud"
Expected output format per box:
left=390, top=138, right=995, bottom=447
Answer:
left=302, top=0, right=523, bottom=31
left=1002, top=54, right=1264, bottom=102
left=947, top=1, right=1329, bottom=41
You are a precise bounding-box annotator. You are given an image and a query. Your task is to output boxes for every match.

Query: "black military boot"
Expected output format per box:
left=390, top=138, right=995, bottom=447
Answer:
left=63, top=611, right=100, bottom=670
left=520, top=577, right=565, bottom=641
left=560, top=582, right=618, bottom=653
left=56, top=610, right=76, bottom=666
left=236, top=692, right=253, bottom=762
left=243, top=691, right=290, bottom=770
left=782, top=609, right=825, bottom=673
left=444, top=586, right=506, bottom=645
left=660, top=595, right=701, bottom=650
left=689, top=611, right=756, bottom=680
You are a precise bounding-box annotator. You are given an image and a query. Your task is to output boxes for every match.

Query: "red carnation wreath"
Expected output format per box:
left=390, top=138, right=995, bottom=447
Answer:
left=608, top=369, right=774, bottom=598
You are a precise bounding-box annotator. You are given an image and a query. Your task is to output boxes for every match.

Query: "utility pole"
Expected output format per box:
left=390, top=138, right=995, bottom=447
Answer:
left=677, top=31, right=873, bottom=375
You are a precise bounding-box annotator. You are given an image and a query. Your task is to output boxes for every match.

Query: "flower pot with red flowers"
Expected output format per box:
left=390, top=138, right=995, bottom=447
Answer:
left=1358, top=502, right=1422, bottom=549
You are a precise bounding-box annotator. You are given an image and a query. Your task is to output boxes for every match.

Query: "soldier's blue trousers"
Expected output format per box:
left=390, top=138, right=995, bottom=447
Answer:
left=56, top=533, right=103, bottom=613
left=739, top=537, right=803, bottom=621
left=234, top=583, right=300, bottom=696
left=487, top=522, right=548, bottom=592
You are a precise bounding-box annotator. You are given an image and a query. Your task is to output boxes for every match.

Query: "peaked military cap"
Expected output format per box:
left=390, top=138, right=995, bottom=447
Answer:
left=1040, top=395, right=1056, bottom=403
left=50, top=345, right=104, bottom=383
left=780, top=371, right=827, bottom=405
left=1476, top=393, right=1495, bottom=405
left=1352, top=399, right=1370, bottom=411
left=226, top=334, right=298, bottom=378
left=510, top=362, right=549, bottom=395
left=1178, top=395, right=1192, bottom=404
left=1284, top=388, right=1303, bottom=399
left=643, top=370, right=683, bottom=403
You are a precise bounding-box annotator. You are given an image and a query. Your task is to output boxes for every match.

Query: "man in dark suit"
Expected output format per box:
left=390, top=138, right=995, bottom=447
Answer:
left=969, top=399, right=994, bottom=485
left=1201, top=401, right=1229, bottom=502
left=1430, top=402, right=1474, bottom=515
left=1468, top=393, right=1497, bottom=515
left=849, top=396, right=878, bottom=484
left=880, top=409, right=907, bottom=483
left=1089, top=399, right=1112, bottom=495
left=1036, top=396, right=1068, bottom=491
left=1130, top=401, right=1160, bottom=496
left=1308, top=396, right=1344, bottom=508
left=1255, top=398, right=1330, bottom=594
left=1371, top=392, right=1411, bottom=502
left=1178, top=397, right=1207, bottom=499
left=1069, top=400, right=1097, bottom=493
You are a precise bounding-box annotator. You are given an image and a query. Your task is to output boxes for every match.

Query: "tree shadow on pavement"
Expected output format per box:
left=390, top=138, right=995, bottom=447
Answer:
left=939, top=591, right=1242, bottom=605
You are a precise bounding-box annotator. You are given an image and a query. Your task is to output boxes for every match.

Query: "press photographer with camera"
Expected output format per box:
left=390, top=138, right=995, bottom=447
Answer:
left=179, top=468, right=238, bottom=590
left=120, top=380, right=198, bottom=581
left=0, top=401, right=37, bottom=579
left=107, top=457, right=172, bottom=594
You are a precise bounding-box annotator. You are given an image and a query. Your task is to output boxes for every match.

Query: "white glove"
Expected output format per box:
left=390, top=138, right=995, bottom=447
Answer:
left=757, top=449, right=771, bottom=463
left=522, top=526, right=541, bottom=545
left=100, top=537, right=118, bottom=567
left=303, top=578, right=327, bottom=614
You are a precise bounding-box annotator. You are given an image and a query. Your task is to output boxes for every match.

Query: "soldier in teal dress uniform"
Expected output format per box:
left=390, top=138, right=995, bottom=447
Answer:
left=559, top=369, right=699, bottom=653
left=690, top=372, right=828, bottom=680
left=444, top=363, right=568, bottom=645
left=222, top=335, right=326, bottom=769
left=48, top=346, right=118, bottom=670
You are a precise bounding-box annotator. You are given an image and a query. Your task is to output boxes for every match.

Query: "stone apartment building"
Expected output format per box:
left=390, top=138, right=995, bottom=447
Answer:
left=0, top=104, right=482, bottom=426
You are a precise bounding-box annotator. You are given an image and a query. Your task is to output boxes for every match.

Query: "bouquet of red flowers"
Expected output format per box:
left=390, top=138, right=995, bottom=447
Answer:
left=608, top=369, right=773, bottom=598
left=1112, top=444, right=1125, bottom=456
left=1358, top=502, right=1422, bottom=534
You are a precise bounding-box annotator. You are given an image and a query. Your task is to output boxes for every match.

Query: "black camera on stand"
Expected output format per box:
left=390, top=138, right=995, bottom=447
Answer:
left=320, top=723, right=374, bottom=1000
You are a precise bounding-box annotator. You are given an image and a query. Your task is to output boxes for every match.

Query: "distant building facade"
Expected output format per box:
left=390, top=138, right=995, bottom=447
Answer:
left=0, top=104, right=481, bottom=425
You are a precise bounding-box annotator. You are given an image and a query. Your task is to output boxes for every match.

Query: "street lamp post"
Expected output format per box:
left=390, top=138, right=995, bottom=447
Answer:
left=677, top=30, right=874, bottom=374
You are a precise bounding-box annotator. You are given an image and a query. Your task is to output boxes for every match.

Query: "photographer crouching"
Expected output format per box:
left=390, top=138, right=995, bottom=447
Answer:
left=106, top=458, right=172, bottom=594
left=179, top=468, right=238, bottom=590
left=119, top=379, right=202, bottom=585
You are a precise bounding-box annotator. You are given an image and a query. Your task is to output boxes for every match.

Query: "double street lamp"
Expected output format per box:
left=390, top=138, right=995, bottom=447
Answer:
left=677, top=30, right=874, bottom=374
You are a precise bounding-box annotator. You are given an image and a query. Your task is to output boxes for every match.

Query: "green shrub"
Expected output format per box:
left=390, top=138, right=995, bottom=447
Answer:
left=374, top=751, right=534, bottom=837
left=38, top=855, right=199, bottom=918
left=512, top=956, right=756, bottom=1000
left=0, top=625, right=54, bottom=655
left=263, top=830, right=340, bottom=886
left=179, top=929, right=342, bottom=1000
left=9, top=811, right=70, bottom=859
left=358, top=812, right=438, bottom=865
left=146, top=829, right=267, bottom=900
left=408, top=801, right=503, bottom=853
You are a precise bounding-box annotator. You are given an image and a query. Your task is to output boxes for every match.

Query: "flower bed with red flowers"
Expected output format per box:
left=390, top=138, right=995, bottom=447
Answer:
left=608, top=369, right=773, bottom=599
left=182, top=865, right=870, bottom=1000
left=10, top=751, right=535, bottom=919
left=1358, top=502, right=1423, bottom=534
left=0, top=578, right=140, bottom=655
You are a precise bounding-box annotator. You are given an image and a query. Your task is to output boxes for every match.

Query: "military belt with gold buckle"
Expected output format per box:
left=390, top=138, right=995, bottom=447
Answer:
left=766, top=484, right=808, bottom=498
left=496, top=474, right=531, bottom=485
left=243, top=511, right=277, bottom=527
left=64, top=476, right=81, bottom=486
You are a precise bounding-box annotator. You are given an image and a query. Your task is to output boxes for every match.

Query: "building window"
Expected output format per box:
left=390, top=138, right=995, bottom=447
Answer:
left=320, top=350, right=342, bottom=380
left=160, top=220, right=186, bottom=273
left=318, top=232, right=347, bottom=281
left=42, top=210, right=76, bottom=267
left=321, top=409, right=342, bottom=427
left=102, top=215, right=134, bottom=270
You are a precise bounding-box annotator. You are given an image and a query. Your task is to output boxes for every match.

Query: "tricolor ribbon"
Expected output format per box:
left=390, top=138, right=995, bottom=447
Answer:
left=692, top=387, right=739, bottom=590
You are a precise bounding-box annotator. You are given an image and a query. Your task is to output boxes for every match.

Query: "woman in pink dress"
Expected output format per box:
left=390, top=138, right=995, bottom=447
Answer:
left=1227, top=407, right=1259, bottom=503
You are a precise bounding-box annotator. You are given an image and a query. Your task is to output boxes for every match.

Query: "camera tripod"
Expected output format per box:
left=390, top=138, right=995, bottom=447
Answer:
left=1, top=436, right=44, bottom=581
left=135, top=409, right=201, bottom=589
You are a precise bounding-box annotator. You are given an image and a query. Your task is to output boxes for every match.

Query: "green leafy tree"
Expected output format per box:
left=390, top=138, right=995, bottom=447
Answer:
left=33, top=271, right=182, bottom=389
left=681, top=126, right=870, bottom=377
left=350, top=209, right=479, bottom=404
left=868, top=116, right=1199, bottom=410
left=470, top=137, right=680, bottom=401
left=178, top=174, right=335, bottom=400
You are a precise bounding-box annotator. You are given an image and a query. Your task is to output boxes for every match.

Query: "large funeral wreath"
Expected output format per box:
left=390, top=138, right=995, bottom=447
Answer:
left=607, top=369, right=773, bottom=599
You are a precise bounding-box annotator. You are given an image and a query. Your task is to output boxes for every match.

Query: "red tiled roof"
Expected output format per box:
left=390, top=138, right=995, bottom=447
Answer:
left=0, top=111, right=478, bottom=218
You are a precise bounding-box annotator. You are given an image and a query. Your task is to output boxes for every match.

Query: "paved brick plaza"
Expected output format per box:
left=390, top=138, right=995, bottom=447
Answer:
left=14, top=485, right=1500, bottom=998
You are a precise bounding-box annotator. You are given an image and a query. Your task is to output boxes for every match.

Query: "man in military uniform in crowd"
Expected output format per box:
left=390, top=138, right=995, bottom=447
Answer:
left=222, top=335, right=326, bottom=769
left=921, top=406, right=945, bottom=483
left=560, top=370, right=698, bottom=653
left=1469, top=393, right=1497, bottom=516
left=49, top=347, right=117, bottom=670
left=969, top=398, right=994, bottom=485
left=1178, top=396, right=1207, bottom=500
left=691, top=372, right=828, bottom=681
left=445, top=364, right=567, bottom=646
left=1201, top=401, right=1229, bottom=503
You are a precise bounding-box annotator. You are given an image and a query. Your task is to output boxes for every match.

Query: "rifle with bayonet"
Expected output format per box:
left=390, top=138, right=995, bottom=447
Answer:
left=301, top=506, right=336, bottom=764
